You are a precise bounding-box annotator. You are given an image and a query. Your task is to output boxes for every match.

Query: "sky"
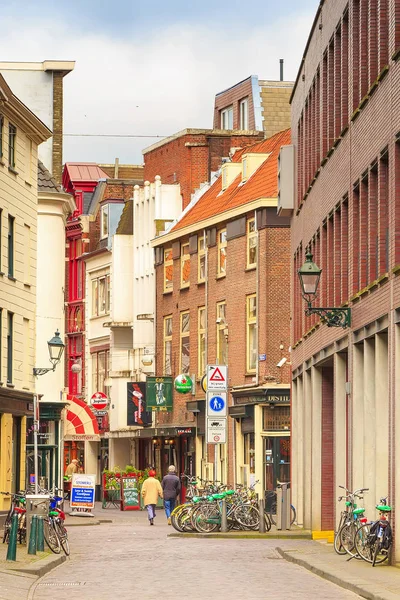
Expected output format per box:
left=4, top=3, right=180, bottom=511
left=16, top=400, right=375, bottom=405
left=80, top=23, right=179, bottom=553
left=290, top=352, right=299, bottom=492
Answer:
left=0, top=0, right=318, bottom=165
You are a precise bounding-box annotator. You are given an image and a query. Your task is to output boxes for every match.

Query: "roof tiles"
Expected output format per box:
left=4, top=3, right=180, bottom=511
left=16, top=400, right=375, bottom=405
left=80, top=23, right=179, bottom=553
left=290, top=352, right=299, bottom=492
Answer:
left=65, top=162, right=109, bottom=182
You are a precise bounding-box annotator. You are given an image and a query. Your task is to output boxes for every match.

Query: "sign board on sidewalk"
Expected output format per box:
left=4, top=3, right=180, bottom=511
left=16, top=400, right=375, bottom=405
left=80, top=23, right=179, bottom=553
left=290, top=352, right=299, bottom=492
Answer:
left=120, top=477, right=140, bottom=511
left=207, top=392, right=227, bottom=417
left=207, top=365, right=228, bottom=391
left=70, top=473, right=96, bottom=509
left=206, top=418, right=227, bottom=444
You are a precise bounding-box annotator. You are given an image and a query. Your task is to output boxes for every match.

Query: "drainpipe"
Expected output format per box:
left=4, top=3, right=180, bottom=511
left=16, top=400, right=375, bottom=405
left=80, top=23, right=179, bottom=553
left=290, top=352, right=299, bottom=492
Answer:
left=255, top=209, right=259, bottom=387
left=204, top=229, right=208, bottom=477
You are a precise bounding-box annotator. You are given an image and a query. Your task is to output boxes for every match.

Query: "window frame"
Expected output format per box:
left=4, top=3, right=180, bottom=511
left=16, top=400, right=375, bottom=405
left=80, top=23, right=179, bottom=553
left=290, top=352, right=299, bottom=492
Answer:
left=163, top=316, right=172, bottom=376
left=221, top=106, right=233, bottom=130
left=91, top=349, right=110, bottom=395
left=8, top=124, right=16, bottom=169
left=8, top=215, right=14, bottom=278
left=217, top=229, right=227, bottom=276
left=247, top=218, right=257, bottom=269
left=180, top=243, right=190, bottom=288
left=180, top=311, right=190, bottom=374
left=7, top=311, right=13, bottom=384
left=198, top=236, right=206, bottom=283
left=246, top=294, right=257, bottom=373
left=101, top=204, right=109, bottom=239
left=164, top=248, right=173, bottom=292
left=216, top=301, right=228, bottom=366
left=0, top=115, right=3, bottom=159
left=198, top=307, right=206, bottom=378
left=239, top=98, right=249, bottom=130
left=91, top=274, right=110, bottom=317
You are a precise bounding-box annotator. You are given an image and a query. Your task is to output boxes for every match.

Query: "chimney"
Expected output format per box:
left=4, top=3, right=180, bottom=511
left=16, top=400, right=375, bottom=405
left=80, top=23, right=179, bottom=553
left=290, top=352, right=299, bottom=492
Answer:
left=114, top=158, right=119, bottom=178
left=279, top=59, right=284, bottom=82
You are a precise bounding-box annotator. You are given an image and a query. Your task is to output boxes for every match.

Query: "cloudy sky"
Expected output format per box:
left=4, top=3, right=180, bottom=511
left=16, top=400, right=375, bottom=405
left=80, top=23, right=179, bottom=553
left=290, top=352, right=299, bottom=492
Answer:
left=0, top=0, right=318, bottom=164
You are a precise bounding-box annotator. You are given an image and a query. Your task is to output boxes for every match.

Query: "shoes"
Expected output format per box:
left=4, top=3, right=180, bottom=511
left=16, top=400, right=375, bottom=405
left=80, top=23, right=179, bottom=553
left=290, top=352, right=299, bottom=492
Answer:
left=150, top=519, right=154, bottom=526
left=168, top=518, right=171, bottom=525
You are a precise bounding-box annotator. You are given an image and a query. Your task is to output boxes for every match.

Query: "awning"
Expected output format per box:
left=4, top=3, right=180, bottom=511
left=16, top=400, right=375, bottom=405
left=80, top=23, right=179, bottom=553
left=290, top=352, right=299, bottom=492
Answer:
left=64, top=394, right=100, bottom=441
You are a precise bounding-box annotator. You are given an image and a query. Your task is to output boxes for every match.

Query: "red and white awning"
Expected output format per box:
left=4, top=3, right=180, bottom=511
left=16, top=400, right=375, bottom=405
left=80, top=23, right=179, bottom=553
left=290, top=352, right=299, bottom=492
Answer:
left=64, top=394, right=100, bottom=441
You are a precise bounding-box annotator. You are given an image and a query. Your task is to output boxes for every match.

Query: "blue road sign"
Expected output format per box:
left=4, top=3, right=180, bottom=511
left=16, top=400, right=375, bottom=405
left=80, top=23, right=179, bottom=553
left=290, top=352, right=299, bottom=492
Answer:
left=209, top=395, right=225, bottom=412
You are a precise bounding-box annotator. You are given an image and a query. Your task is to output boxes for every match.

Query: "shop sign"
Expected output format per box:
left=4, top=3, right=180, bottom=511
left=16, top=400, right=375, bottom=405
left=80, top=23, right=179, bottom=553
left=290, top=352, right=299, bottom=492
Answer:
left=64, top=434, right=101, bottom=441
left=176, top=428, right=194, bottom=435
left=127, top=382, right=152, bottom=426
left=265, top=390, right=290, bottom=404
left=174, top=374, right=193, bottom=394
left=90, top=391, right=109, bottom=411
left=146, top=377, right=173, bottom=411
left=70, top=473, right=96, bottom=509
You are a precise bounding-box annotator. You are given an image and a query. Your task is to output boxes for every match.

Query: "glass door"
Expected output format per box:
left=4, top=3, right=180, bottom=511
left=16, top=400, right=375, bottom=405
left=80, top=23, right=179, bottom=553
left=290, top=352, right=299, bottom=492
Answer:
left=263, top=436, right=291, bottom=493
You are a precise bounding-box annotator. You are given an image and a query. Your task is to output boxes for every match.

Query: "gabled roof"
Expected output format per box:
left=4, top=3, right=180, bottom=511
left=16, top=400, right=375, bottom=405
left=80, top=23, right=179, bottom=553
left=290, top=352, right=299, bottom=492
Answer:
left=169, top=128, right=291, bottom=235
left=64, top=162, right=109, bottom=183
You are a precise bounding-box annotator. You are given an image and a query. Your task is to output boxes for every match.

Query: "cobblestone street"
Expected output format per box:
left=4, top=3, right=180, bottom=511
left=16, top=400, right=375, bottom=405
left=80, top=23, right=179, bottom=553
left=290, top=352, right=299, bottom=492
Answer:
left=31, top=510, right=360, bottom=600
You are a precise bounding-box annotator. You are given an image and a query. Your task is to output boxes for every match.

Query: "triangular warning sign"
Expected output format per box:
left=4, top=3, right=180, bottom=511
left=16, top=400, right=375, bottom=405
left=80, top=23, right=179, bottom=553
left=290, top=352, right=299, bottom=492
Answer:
left=209, top=367, right=225, bottom=382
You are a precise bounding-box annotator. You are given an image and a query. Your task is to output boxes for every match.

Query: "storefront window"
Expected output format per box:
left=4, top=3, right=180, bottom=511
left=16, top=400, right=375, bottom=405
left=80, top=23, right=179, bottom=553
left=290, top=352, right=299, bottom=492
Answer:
left=244, top=432, right=255, bottom=474
left=263, top=406, right=290, bottom=430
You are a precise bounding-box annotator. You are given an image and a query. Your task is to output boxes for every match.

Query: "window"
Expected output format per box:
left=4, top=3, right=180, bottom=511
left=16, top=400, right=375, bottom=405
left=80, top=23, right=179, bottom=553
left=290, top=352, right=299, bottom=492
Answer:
left=217, top=229, right=227, bottom=276
left=164, top=248, right=173, bottom=292
left=180, top=243, right=190, bottom=288
left=0, top=308, right=2, bottom=380
left=91, top=274, right=110, bottom=316
left=7, top=312, right=13, bottom=384
left=221, top=106, right=233, bottom=130
left=242, top=158, right=248, bottom=182
left=0, top=209, right=2, bottom=272
left=239, top=98, right=249, bottom=130
left=0, top=115, right=3, bottom=158
left=101, top=204, right=109, bottom=239
left=164, top=316, right=172, bottom=376
left=198, top=307, right=206, bottom=377
left=92, top=350, right=110, bottom=395
left=8, top=124, right=16, bottom=169
left=246, top=295, right=257, bottom=372
left=24, top=224, right=30, bottom=284
left=247, top=218, right=257, bottom=268
left=180, top=311, right=190, bottom=374
left=8, top=215, right=14, bottom=278
left=216, top=302, right=228, bottom=366
left=244, top=433, right=255, bottom=474
left=198, top=236, right=206, bottom=282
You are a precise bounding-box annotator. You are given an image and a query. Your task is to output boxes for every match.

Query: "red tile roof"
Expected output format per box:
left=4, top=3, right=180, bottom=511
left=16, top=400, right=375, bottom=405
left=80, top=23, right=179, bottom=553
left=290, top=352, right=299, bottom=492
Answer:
left=64, top=162, right=109, bottom=182
left=171, top=128, right=291, bottom=233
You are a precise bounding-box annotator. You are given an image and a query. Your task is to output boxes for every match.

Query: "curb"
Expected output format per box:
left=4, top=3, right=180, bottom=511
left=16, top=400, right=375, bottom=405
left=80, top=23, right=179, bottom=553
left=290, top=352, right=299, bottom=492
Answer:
left=12, top=553, right=67, bottom=578
left=276, top=547, right=398, bottom=600
left=168, top=532, right=312, bottom=539
left=64, top=519, right=100, bottom=527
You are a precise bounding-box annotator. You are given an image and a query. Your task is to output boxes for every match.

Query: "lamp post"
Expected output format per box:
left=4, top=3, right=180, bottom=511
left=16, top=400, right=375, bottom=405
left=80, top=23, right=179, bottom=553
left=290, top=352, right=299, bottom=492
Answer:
left=298, top=253, right=351, bottom=328
left=32, top=330, right=65, bottom=493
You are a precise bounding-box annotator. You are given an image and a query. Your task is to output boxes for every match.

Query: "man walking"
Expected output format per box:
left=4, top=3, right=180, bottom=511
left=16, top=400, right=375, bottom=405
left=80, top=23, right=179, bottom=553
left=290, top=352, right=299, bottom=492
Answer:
left=141, top=470, right=163, bottom=525
left=162, top=465, right=181, bottom=525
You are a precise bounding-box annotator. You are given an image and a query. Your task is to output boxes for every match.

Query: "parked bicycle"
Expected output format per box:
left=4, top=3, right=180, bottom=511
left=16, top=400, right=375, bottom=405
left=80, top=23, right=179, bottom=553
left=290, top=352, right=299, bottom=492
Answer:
left=354, top=497, right=392, bottom=566
left=265, top=481, right=296, bottom=525
left=1, top=491, right=27, bottom=545
left=334, top=485, right=368, bottom=558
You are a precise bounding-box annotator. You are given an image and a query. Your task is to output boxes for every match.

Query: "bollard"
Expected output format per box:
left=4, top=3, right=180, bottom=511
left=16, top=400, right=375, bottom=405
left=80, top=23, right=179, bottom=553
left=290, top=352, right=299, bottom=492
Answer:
left=36, top=516, right=44, bottom=552
left=28, top=514, right=38, bottom=555
left=259, top=498, right=266, bottom=533
left=220, top=498, right=228, bottom=532
left=6, top=514, right=18, bottom=561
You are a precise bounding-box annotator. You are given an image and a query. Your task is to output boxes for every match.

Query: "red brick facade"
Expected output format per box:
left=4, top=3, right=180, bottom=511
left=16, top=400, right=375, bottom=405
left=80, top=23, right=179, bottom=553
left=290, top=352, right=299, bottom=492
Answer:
left=213, top=77, right=256, bottom=130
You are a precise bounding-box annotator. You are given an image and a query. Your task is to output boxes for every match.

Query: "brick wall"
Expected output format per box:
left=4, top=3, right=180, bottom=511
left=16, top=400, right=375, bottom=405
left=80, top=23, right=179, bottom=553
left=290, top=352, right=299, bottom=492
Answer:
left=213, top=77, right=256, bottom=129
left=52, top=72, right=63, bottom=184
left=260, top=83, right=293, bottom=138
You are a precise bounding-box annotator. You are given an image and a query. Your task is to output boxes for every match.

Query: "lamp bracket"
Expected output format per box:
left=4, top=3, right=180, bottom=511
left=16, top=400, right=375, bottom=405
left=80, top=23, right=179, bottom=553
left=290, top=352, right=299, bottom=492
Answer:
left=33, top=366, right=56, bottom=377
left=305, top=303, right=351, bottom=328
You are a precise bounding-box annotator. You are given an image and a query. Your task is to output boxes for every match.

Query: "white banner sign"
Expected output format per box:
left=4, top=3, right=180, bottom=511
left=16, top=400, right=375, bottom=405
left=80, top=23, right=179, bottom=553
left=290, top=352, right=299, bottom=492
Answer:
left=206, top=417, right=227, bottom=444
left=206, top=365, right=228, bottom=391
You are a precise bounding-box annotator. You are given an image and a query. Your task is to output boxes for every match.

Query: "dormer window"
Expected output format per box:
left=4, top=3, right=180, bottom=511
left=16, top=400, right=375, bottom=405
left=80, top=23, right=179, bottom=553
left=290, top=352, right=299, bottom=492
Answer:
left=221, top=106, right=233, bottom=130
left=239, top=98, right=248, bottom=130
left=101, top=204, right=109, bottom=238
left=100, top=202, right=125, bottom=241
left=242, top=158, right=248, bottom=182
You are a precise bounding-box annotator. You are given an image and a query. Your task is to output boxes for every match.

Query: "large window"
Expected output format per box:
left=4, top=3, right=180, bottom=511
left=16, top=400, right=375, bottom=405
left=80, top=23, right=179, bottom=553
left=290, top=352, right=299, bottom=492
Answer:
left=92, top=274, right=110, bottom=317
left=221, top=106, right=233, bottom=130
left=180, top=311, right=190, bottom=374
left=239, top=98, right=249, bottom=130
left=216, top=302, right=228, bottom=366
left=164, top=248, right=173, bottom=292
left=92, top=349, right=110, bottom=395
left=8, top=215, right=14, bottom=278
left=198, top=307, right=206, bottom=377
left=246, top=294, right=257, bottom=372
left=7, top=311, right=13, bottom=384
left=247, top=218, right=257, bottom=268
left=217, top=229, right=227, bottom=276
left=163, top=316, right=172, bottom=376
left=180, top=243, right=190, bottom=288
left=198, top=236, right=206, bottom=282
left=8, top=124, right=16, bottom=169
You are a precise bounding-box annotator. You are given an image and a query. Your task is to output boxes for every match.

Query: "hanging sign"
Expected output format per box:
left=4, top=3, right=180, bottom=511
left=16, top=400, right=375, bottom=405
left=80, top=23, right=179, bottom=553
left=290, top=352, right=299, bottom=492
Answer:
left=146, top=377, right=173, bottom=411
left=90, top=391, right=108, bottom=411
left=174, top=374, right=193, bottom=394
left=120, top=476, right=140, bottom=511
left=206, top=365, right=228, bottom=391
left=127, top=382, right=152, bottom=426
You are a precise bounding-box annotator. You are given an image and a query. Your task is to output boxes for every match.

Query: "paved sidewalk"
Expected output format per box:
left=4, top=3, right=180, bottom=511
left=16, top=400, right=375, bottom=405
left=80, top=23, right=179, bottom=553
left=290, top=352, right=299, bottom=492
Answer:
left=277, top=540, right=400, bottom=600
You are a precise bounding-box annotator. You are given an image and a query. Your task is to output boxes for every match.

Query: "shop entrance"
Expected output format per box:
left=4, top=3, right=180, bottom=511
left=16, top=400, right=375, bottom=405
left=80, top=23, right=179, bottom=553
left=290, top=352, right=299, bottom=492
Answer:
left=263, top=436, right=290, bottom=492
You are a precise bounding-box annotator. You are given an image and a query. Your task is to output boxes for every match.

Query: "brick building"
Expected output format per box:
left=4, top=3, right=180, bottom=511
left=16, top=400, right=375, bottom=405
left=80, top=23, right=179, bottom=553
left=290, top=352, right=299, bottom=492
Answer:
left=286, top=0, right=400, bottom=558
left=143, top=129, right=263, bottom=209
left=151, top=129, right=291, bottom=495
left=213, top=75, right=293, bottom=139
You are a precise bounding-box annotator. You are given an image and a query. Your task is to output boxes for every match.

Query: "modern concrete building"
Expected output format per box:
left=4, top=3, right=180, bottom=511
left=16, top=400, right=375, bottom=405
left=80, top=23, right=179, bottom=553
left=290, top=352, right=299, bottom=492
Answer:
left=286, top=0, right=400, bottom=560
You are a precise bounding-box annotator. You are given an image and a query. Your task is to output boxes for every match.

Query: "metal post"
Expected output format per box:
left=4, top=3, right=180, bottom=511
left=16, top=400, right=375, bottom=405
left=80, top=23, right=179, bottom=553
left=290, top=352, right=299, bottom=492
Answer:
left=36, top=516, right=44, bottom=552
left=28, top=514, right=38, bottom=555
left=259, top=498, right=266, bottom=533
left=6, top=514, right=18, bottom=561
left=221, top=498, right=228, bottom=532
left=33, top=393, right=39, bottom=494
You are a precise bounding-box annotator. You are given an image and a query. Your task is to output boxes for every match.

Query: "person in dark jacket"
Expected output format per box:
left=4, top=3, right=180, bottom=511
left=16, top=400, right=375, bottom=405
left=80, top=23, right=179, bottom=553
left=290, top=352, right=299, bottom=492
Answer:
left=161, top=465, right=181, bottom=524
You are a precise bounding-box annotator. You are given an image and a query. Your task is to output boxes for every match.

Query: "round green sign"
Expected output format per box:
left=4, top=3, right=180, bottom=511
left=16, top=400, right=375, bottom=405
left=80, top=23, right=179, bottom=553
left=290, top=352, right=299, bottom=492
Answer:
left=174, top=374, right=193, bottom=394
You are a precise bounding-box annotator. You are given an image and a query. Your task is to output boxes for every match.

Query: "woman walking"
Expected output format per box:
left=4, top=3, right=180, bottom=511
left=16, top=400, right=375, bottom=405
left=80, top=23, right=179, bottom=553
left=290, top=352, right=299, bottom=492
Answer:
left=141, top=470, right=163, bottom=525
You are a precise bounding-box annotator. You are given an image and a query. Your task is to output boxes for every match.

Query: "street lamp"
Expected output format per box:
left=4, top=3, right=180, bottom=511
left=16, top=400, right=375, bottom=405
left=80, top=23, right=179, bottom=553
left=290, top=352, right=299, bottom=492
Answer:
left=298, top=252, right=351, bottom=328
left=32, top=331, right=65, bottom=493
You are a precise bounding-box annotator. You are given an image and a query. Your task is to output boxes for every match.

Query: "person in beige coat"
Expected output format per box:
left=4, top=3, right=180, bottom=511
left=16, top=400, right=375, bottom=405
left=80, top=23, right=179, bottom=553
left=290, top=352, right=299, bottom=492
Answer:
left=141, top=470, right=163, bottom=525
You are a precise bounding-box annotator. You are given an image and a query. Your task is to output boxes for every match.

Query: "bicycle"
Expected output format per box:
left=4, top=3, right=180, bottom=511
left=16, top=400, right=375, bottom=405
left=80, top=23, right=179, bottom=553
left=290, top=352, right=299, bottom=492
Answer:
left=1, top=491, right=26, bottom=545
left=354, top=497, right=392, bottom=566
left=265, top=481, right=296, bottom=525
left=334, top=486, right=368, bottom=558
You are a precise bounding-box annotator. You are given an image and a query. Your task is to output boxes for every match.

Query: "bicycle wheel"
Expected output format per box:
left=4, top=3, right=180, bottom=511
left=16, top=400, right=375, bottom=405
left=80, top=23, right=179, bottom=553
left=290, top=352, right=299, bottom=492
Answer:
left=170, top=504, right=185, bottom=532
left=178, top=507, right=194, bottom=532
left=2, top=514, right=12, bottom=544
left=234, top=504, right=260, bottom=530
left=354, top=523, right=374, bottom=563
left=194, top=504, right=220, bottom=533
left=290, top=505, right=296, bottom=525
left=55, top=520, right=70, bottom=556
left=340, top=521, right=359, bottom=558
left=372, top=535, right=390, bottom=566
left=334, top=527, right=347, bottom=555
left=268, top=500, right=277, bottom=525
left=44, top=518, right=61, bottom=554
